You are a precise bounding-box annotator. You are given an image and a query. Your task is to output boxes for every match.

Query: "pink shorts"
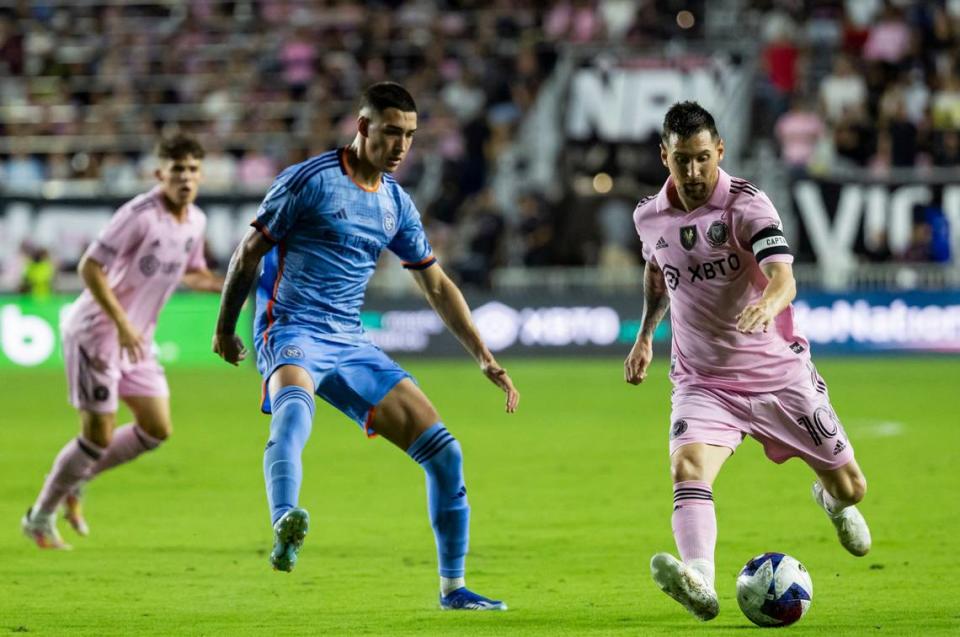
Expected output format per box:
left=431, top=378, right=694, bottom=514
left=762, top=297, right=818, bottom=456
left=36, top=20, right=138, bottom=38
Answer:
left=669, top=365, right=855, bottom=471
left=62, top=331, right=169, bottom=414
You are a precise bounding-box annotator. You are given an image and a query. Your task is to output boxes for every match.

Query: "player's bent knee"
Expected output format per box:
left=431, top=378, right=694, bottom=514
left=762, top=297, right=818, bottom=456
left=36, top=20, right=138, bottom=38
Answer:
left=85, top=429, right=112, bottom=448
left=81, top=411, right=115, bottom=447
left=153, top=424, right=172, bottom=441
left=138, top=419, right=172, bottom=441
left=670, top=452, right=706, bottom=483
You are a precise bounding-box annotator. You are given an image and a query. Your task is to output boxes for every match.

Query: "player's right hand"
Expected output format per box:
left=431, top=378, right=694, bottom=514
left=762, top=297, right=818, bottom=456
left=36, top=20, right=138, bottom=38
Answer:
left=117, top=321, right=145, bottom=364
left=481, top=359, right=520, bottom=413
left=213, top=333, right=248, bottom=366
left=624, top=339, right=653, bottom=385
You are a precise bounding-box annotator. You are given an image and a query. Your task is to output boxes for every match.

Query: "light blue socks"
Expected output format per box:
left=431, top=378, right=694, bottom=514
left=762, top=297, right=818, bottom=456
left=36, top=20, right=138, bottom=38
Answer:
left=264, top=386, right=315, bottom=524
left=407, top=423, right=469, bottom=578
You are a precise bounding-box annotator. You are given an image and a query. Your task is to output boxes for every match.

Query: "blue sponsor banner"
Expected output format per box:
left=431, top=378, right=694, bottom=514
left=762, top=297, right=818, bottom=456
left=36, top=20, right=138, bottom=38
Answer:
left=794, top=291, right=960, bottom=354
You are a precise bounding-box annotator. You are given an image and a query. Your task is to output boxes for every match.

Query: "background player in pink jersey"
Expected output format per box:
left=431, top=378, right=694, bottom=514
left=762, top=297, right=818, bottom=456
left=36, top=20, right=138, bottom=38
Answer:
left=22, top=135, right=223, bottom=549
left=624, top=102, right=871, bottom=621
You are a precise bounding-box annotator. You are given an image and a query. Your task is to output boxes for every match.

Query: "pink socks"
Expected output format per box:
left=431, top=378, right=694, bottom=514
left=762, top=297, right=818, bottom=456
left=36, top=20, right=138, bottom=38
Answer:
left=672, top=480, right=717, bottom=586
left=33, top=424, right=164, bottom=515
left=87, top=424, right=162, bottom=478
left=34, top=437, right=103, bottom=514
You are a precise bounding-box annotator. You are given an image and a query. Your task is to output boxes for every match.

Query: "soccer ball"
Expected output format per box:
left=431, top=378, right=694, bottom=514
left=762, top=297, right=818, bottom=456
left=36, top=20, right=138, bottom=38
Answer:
left=736, top=552, right=813, bottom=627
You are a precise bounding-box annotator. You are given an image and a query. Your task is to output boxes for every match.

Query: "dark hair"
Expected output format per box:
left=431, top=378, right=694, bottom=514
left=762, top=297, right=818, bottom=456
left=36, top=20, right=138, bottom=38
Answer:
left=156, top=134, right=205, bottom=160
left=359, top=82, right=417, bottom=115
left=661, top=101, right=719, bottom=143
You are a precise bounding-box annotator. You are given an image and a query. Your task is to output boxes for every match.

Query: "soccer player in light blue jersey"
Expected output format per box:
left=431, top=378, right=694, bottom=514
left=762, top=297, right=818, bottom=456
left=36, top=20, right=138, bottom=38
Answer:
left=213, top=82, right=518, bottom=611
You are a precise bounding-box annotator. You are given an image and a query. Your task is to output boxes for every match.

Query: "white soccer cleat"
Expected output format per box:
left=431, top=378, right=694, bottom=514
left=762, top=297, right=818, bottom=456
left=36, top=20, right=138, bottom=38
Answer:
left=812, top=481, right=871, bottom=556
left=650, top=552, right=719, bottom=621
left=21, top=507, right=72, bottom=550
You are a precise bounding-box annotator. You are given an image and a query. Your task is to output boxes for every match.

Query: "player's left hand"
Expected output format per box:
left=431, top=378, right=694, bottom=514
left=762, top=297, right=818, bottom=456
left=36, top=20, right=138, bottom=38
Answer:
left=212, top=333, right=248, bottom=365
left=736, top=301, right=775, bottom=334
left=481, top=360, right=519, bottom=413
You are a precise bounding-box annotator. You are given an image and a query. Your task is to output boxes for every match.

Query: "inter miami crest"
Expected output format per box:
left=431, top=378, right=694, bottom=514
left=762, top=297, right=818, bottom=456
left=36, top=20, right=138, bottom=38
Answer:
left=706, top=220, right=728, bottom=248
left=671, top=419, right=688, bottom=439
left=139, top=254, right=159, bottom=277
left=679, top=225, right=698, bottom=250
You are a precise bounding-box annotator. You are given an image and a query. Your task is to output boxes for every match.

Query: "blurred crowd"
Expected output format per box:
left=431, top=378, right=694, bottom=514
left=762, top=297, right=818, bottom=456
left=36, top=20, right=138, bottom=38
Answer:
left=0, top=0, right=676, bottom=289
left=753, top=0, right=960, bottom=173
left=1, top=1, right=954, bottom=294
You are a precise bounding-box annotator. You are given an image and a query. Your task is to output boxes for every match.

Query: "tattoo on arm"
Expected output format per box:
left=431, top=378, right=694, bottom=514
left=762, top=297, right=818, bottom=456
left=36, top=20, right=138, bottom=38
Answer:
left=639, top=262, right=670, bottom=341
left=216, top=247, right=259, bottom=334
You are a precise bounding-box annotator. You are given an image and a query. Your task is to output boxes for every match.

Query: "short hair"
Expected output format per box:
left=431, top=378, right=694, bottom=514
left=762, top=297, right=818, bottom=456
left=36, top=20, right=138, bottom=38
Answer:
left=359, top=82, right=417, bottom=115
left=156, top=134, right=205, bottom=161
left=661, top=101, right=720, bottom=143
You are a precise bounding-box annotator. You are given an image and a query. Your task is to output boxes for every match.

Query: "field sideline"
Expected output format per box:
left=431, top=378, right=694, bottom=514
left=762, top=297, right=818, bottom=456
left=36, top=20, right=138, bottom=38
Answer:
left=1, top=357, right=958, bottom=635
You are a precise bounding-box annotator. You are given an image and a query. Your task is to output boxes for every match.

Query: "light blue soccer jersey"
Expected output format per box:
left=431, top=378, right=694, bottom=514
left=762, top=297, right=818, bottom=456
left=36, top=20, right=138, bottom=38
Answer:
left=252, top=148, right=435, bottom=346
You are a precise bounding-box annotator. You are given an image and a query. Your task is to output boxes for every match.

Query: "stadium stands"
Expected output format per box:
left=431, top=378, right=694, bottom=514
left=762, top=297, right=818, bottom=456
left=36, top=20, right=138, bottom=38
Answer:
left=1, top=1, right=957, bottom=291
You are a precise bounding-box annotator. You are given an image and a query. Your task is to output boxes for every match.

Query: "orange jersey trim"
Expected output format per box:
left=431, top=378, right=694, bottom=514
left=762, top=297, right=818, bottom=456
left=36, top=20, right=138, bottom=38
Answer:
left=339, top=148, right=381, bottom=193
left=363, top=408, right=379, bottom=439
left=402, top=254, right=437, bottom=270
left=402, top=254, right=435, bottom=267
left=262, top=243, right=287, bottom=345
left=251, top=220, right=278, bottom=243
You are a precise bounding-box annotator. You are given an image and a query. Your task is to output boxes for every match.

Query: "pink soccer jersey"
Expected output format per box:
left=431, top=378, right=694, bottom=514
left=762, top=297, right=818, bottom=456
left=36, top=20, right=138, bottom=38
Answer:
left=62, top=185, right=207, bottom=349
left=633, top=168, right=809, bottom=393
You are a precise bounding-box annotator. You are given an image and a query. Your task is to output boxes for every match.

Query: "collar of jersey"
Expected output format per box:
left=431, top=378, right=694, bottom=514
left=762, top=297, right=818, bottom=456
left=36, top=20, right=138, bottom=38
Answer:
left=656, top=168, right=732, bottom=215
left=147, top=184, right=195, bottom=223
left=339, top=147, right=381, bottom=193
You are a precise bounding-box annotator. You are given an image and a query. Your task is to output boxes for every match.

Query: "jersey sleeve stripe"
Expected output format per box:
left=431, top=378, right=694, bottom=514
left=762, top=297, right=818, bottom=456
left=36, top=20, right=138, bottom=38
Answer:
left=288, top=159, right=339, bottom=193
left=91, top=241, right=119, bottom=257
left=250, top=220, right=278, bottom=243
left=131, top=199, right=155, bottom=213
left=401, top=255, right=437, bottom=270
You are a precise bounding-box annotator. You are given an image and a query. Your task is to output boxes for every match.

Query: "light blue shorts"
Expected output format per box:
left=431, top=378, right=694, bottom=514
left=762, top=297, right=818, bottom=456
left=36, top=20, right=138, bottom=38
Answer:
left=256, top=328, right=412, bottom=436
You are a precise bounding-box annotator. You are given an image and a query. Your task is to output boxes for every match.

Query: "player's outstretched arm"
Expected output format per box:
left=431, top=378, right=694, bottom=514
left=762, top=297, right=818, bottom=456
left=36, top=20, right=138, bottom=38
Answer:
left=79, top=255, right=145, bottom=363
left=625, top=260, right=670, bottom=385
left=182, top=268, right=224, bottom=293
left=409, top=263, right=519, bottom=413
left=212, top=227, right=273, bottom=365
left=736, top=261, right=796, bottom=334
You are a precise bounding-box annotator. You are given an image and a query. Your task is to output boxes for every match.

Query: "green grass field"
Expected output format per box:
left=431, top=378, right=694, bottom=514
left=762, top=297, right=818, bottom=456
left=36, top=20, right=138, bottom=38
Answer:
left=2, top=357, right=959, bottom=635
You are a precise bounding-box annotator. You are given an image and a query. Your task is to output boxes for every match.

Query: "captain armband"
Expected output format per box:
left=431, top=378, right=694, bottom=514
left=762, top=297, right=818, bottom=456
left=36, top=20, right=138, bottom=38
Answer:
left=750, top=226, right=790, bottom=262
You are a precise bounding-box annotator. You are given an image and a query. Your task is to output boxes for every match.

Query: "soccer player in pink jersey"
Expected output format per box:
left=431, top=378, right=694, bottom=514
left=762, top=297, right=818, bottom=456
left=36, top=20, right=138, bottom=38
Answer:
left=625, top=102, right=871, bottom=621
left=22, top=135, right=223, bottom=549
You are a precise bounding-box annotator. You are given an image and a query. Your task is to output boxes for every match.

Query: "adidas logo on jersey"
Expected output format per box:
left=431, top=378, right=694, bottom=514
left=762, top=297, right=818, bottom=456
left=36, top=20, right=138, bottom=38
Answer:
left=334, top=208, right=348, bottom=220
left=656, top=237, right=669, bottom=250
left=833, top=439, right=847, bottom=456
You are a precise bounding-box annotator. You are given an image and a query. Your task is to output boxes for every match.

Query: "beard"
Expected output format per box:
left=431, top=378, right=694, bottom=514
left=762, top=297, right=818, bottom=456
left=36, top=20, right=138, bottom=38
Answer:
left=681, top=182, right=709, bottom=204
